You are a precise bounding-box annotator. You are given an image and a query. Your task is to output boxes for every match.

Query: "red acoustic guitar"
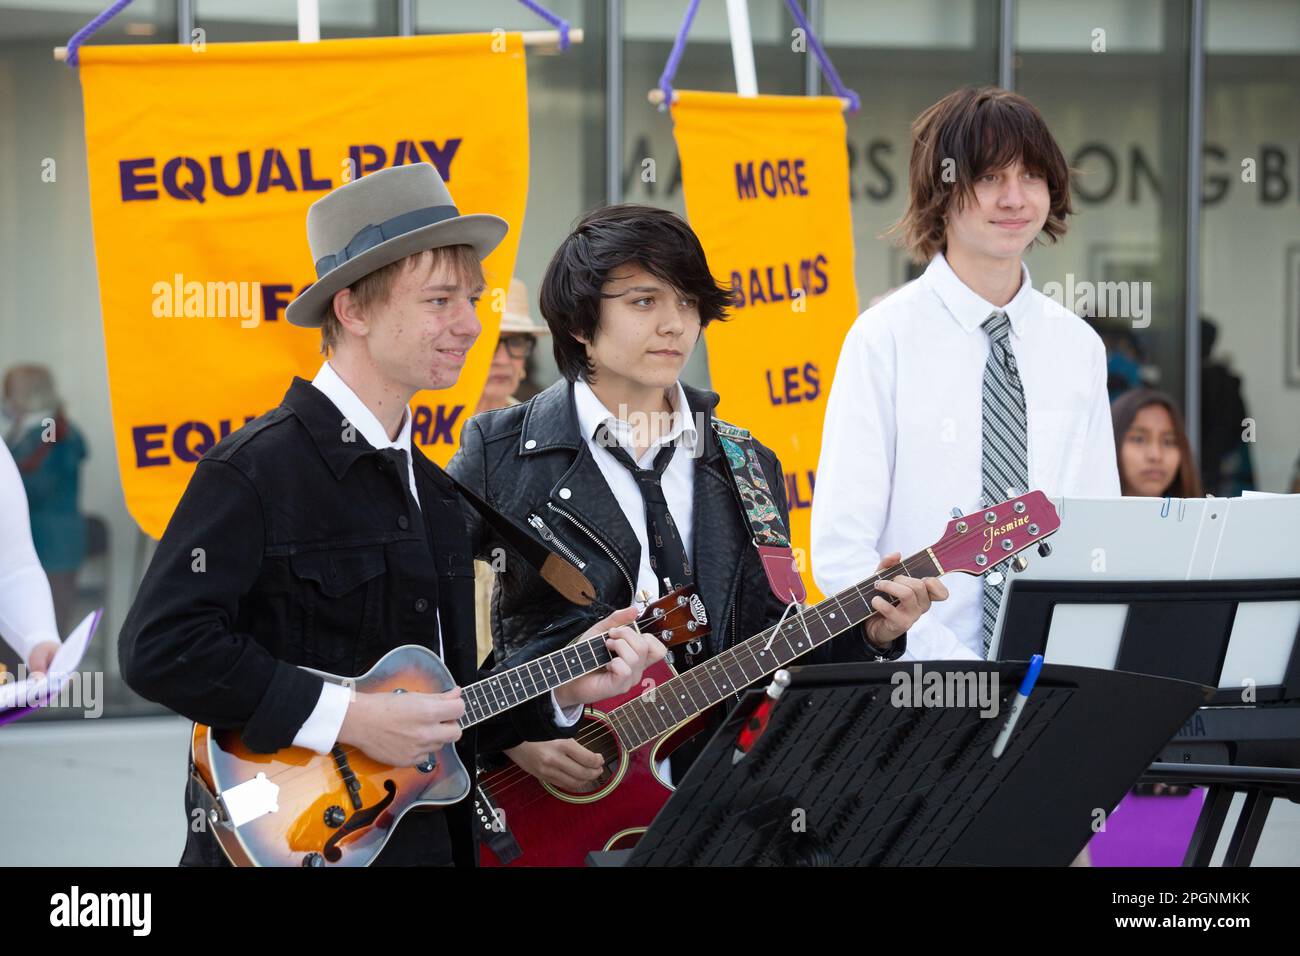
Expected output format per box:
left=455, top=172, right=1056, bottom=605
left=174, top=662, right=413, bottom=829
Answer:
left=477, top=491, right=1061, bottom=866
left=190, top=586, right=707, bottom=866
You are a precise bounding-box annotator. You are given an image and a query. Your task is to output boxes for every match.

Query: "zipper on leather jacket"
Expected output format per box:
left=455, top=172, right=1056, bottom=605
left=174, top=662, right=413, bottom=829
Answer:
left=527, top=513, right=587, bottom=571
left=545, top=501, right=635, bottom=599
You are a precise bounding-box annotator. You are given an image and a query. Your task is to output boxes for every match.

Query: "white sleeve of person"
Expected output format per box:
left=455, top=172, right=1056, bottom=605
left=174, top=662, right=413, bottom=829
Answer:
left=0, top=442, right=61, bottom=668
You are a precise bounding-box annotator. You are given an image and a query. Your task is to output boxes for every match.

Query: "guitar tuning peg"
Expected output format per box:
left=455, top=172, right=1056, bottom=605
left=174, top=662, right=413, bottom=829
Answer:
left=950, top=507, right=963, bottom=518
left=1037, top=542, right=1053, bottom=558
left=1011, top=555, right=1029, bottom=573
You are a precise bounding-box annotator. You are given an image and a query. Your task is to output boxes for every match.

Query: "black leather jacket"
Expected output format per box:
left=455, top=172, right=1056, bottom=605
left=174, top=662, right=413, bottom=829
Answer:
left=447, top=379, right=890, bottom=703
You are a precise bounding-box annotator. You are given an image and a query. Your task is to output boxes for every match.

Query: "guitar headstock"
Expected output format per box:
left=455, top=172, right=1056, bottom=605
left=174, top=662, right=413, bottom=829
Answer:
left=635, top=584, right=710, bottom=649
left=931, top=490, right=1061, bottom=576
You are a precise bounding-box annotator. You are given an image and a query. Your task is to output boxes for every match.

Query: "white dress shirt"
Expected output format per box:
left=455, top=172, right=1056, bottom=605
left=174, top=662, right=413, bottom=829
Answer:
left=0, top=441, right=61, bottom=667
left=294, top=362, right=577, bottom=754
left=810, top=253, right=1121, bottom=661
left=573, top=379, right=698, bottom=600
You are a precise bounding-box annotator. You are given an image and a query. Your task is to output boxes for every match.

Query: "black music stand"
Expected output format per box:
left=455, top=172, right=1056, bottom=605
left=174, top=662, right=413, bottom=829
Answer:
left=602, top=661, right=1208, bottom=867
left=997, top=578, right=1300, bottom=866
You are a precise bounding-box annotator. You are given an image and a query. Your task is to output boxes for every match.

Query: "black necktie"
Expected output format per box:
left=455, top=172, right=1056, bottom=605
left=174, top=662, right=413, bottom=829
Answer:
left=594, top=422, right=693, bottom=594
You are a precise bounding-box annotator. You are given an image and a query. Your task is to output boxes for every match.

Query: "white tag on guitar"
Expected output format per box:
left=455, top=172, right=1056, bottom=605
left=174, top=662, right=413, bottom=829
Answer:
left=220, top=772, right=280, bottom=828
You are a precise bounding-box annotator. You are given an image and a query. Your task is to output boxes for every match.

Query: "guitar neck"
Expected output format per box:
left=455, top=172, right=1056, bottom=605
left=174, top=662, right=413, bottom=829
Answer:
left=607, top=548, right=943, bottom=751
left=458, top=633, right=612, bottom=729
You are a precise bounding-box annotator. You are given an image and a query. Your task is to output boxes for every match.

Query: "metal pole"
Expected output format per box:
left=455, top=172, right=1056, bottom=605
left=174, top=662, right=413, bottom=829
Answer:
left=298, top=0, right=321, bottom=42
left=726, top=0, right=759, bottom=96
left=804, top=0, right=821, bottom=96
left=398, top=0, right=415, bottom=36
left=1185, top=0, right=1205, bottom=460
left=606, top=0, right=623, bottom=203
left=998, top=0, right=1015, bottom=90
left=177, top=0, right=193, bottom=43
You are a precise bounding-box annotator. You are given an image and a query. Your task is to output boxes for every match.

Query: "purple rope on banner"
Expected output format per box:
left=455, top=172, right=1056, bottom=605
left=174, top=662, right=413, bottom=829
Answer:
left=784, top=0, right=860, bottom=112
left=65, top=0, right=136, bottom=67
left=517, top=0, right=571, bottom=51
left=657, top=0, right=702, bottom=107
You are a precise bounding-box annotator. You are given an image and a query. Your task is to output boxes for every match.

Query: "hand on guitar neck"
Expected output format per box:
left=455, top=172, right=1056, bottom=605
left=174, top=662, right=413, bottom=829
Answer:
left=337, top=605, right=665, bottom=767
left=863, top=551, right=950, bottom=649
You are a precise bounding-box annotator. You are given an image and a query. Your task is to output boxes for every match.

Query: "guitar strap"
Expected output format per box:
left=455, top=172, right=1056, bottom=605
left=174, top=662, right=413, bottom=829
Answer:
left=436, top=464, right=596, bottom=608
left=710, top=420, right=807, bottom=605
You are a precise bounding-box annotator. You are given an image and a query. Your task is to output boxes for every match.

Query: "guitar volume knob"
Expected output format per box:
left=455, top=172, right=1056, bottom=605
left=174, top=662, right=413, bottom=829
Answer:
left=324, top=805, right=346, bottom=828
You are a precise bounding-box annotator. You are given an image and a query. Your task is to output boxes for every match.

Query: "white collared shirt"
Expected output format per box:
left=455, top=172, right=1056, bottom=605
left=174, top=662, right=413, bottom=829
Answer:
left=312, top=360, right=420, bottom=506
left=573, top=378, right=698, bottom=600
left=810, top=253, right=1120, bottom=661
left=295, top=362, right=576, bottom=754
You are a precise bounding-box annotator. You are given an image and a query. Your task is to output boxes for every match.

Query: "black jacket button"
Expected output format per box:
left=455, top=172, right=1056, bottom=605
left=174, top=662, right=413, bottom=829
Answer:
left=414, top=598, right=429, bottom=613
left=397, top=515, right=409, bottom=530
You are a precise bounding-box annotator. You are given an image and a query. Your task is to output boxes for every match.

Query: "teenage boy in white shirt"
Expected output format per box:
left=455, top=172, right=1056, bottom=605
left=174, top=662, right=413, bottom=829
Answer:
left=812, top=86, right=1121, bottom=661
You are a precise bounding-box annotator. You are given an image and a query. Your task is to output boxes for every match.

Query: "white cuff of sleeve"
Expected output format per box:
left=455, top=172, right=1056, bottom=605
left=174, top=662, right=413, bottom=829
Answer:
left=550, top=691, right=583, bottom=727
left=292, top=681, right=352, bottom=754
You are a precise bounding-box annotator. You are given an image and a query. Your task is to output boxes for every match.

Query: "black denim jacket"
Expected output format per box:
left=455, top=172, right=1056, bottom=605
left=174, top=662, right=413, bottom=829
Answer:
left=120, top=377, right=573, bottom=866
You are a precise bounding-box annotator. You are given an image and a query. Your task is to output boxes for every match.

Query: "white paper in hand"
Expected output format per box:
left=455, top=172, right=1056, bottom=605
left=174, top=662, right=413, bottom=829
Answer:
left=0, top=607, right=101, bottom=712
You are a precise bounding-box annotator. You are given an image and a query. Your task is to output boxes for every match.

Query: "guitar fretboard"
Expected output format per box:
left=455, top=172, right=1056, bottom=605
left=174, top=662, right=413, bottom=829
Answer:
left=606, top=549, right=942, bottom=750
left=458, top=634, right=612, bottom=728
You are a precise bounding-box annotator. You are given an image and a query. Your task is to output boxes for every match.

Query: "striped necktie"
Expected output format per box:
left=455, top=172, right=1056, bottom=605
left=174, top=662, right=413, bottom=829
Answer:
left=980, top=311, right=1028, bottom=658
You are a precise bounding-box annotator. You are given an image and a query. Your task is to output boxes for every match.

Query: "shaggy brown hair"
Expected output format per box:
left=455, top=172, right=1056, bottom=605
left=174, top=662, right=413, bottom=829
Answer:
left=891, top=86, right=1073, bottom=264
left=321, top=244, right=484, bottom=355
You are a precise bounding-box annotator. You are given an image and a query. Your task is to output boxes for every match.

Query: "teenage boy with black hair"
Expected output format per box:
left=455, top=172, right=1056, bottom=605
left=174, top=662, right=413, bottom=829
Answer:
left=812, top=86, right=1120, bottom=662
left=449, top=203, right=946, bottom=791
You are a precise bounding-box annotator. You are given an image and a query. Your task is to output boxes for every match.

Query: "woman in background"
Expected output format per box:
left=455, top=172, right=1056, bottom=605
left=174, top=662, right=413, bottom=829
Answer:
left=1111, top=387, right=1203, bottom=499
left=3, top=365, right=87, bottom=633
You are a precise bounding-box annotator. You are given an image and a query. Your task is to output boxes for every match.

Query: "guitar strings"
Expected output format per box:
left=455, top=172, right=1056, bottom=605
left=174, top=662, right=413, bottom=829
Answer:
left=474, top=521, right=1027, bottom=806
left=228, top=611, right=662, bottom=795
left=475, top=563, right=918, bottom=803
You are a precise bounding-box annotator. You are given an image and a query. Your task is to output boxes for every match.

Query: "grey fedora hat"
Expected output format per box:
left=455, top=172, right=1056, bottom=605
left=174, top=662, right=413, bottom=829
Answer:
left=286, top=162, right=508, bottom=328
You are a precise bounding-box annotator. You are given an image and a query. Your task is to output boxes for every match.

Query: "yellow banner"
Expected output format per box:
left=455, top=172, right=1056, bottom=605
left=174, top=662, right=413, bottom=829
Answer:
left=672, top=92, right=859, bottom=600
left=79, top=34, right=529, bottom=538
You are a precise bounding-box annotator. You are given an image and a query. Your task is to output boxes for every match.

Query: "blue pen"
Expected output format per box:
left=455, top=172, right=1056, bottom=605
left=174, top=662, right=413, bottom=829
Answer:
left=991, top=654, right=1044, bottom=759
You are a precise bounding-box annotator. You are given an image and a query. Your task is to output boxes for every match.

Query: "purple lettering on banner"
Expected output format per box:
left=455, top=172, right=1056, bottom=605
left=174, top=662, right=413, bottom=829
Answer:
left=119, top=158, right=158, bottom=201
left=802, top=362, right=820, bottom=401
left=812, top=254, right=829, bottom=294
left=132, top=425, right=169, bottom=467
left=173, top=421, right=216, bottom=463
left=298, top=148, right=332, bottom=190
left=735, top=162, right=757, bottom=199
left=430, top=405, right=463, bottom=444
left=765, top=369, right=782, bottom=405
left=162, top=157, right=207, bottom=203
left=411, top=405, right=432, bottom=444
left=765, top=267, right=785, bottom=303
left=420, top=139, right=462, bottom=181
left=782, top=366, right=801, bottom=404
left=260, top=284, right=293, bottom=322
left=349, top=144, right=386, bottom=176
left=730, top=271, right=745, bottom=308
left=793, top=158, right=807, bottom=194
left=393, top=140, right=418, bottom=166
left=785, top=470, right=816, bottom=510
left=211, top=152, right=253, bottom=197
left=256, top=148, right=298, bottom=193
left=759, top=162, right=777, bottom=197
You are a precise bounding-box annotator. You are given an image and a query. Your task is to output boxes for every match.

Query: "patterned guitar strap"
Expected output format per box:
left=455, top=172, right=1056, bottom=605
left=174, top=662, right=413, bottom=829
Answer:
left=711, top=420, right=808, bottom=615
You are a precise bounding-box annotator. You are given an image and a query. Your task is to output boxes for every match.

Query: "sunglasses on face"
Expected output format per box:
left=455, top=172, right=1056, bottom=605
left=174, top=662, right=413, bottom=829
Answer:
left=497, top=334, right=536, bottom=359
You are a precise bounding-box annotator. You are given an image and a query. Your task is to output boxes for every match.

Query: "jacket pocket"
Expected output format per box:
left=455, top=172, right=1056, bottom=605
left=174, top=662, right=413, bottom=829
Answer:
left=288, top=546, right=387, bottom=674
